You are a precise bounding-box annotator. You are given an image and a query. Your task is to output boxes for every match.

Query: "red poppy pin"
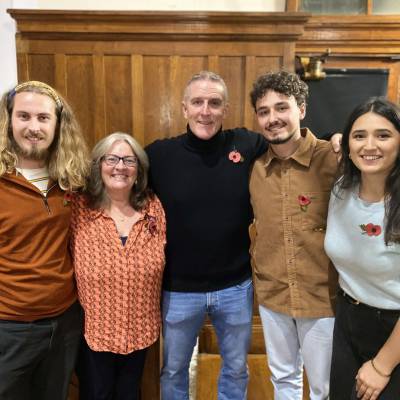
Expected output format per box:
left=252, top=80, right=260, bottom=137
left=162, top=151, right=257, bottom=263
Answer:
left=298, top=195, right=312, bottom=212
left=228, top=150, right=244, bottom=163
left=146, top=215, right=157, bottom=235
left=360, top=223, right=382, bottom=237
left=63, top=191, right=74, bottom=206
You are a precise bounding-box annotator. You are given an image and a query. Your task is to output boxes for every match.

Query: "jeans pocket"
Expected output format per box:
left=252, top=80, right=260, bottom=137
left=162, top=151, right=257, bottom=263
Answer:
left=0, top=321, right=32, bottom=356
left=235, top=278, right=253, bottom=290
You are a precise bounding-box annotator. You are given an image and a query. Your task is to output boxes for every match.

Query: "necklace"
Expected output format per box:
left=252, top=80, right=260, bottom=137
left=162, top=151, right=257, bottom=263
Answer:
left=114, top=211, right=130, bottom=222
left=106, top=207, right=133, bottom=223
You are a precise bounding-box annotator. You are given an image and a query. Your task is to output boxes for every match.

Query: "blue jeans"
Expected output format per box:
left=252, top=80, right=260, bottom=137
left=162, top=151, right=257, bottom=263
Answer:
left=160, top=278, right=253, bottom=400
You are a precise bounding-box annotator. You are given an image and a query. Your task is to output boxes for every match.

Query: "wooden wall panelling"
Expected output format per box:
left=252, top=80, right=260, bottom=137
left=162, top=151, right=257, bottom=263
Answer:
left=244, top=56, right=257, bottom=128
left=142, top=56, right=172, bottom=144
left=104, top=55, right=132, bottom=136
left=218, top=56, right=246, bottom=129
left=282, top=42, right=296, bottom=70
left=208, top=55, right=220, bottom=73
left=167, top=55, right=185, bottom=137
left=9, top=10, right=310, bottom=399
left=54, top=54, right=66, bottom=95
left=16, top=51, right=28, bottom=83
left=65, top=55, right=96, bottom=148
left=92, top=55, right=106, bottom=146
left=131, top=55, right=144, bottom=146
left=393, top=62, right=400, bottom=104
left=27, top=54, right=55, bottom=86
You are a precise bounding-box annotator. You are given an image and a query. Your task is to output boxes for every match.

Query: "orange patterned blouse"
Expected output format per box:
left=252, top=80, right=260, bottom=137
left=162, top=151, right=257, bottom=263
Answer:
left=70, top=194, right=166, bottom=354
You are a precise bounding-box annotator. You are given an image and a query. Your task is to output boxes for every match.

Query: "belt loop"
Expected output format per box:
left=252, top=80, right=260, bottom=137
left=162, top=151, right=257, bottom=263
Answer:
left=341, top=289, right=360, bottom=305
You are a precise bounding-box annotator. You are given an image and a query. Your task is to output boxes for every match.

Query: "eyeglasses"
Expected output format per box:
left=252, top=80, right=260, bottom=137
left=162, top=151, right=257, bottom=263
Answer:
left=102, top=154, right=138, bottom=167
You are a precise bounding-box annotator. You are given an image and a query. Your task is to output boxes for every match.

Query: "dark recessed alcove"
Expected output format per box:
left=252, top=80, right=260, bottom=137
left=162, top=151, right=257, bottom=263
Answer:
left=302, top=68, right=389, bottom=137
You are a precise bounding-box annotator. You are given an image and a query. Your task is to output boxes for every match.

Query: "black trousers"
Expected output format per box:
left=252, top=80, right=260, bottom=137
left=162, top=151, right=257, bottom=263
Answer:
left=77, top=337, right=148, bottom=400
left=0, top=301, right=82, bottom=400
left=330, top=292, right=400, bottom=399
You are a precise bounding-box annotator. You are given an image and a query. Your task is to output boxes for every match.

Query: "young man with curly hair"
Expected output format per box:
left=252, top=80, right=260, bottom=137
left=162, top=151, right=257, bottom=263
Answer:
left=249, top=71, right=338, bottom=399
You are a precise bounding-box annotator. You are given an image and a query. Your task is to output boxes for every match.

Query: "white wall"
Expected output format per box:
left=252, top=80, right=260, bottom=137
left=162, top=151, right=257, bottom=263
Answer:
left=0, top=0, right=38, bottom=94
left=0, top=0, right=285, bottom=94
left=37, top=0, right=285, bottom=11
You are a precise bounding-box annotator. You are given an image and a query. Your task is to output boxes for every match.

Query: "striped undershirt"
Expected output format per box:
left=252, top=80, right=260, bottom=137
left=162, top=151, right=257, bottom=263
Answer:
left=16, top=167, right=50, bottom=196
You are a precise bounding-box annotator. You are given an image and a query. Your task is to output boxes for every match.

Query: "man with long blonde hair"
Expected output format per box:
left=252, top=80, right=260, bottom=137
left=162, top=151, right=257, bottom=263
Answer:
left=0, top=81, right=89, bottom=400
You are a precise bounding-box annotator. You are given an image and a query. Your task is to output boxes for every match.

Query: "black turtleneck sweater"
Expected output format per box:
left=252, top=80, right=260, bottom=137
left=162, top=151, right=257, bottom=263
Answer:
left=146, top=127, right=267, bottom=292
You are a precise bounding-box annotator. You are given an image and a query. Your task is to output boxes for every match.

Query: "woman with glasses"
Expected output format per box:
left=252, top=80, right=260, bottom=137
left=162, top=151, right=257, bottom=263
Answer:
left=324, top=98, right=400, bottom=400
left=70, top=132, right=166, bottom=400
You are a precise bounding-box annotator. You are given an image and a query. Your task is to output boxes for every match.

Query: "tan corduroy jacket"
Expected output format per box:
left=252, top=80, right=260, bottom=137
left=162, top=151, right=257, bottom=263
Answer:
left=250, top=128, right=338, bottom=318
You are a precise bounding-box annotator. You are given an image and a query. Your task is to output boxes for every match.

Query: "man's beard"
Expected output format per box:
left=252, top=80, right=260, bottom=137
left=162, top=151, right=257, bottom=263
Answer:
left=267, top=129, right=296, bottom=145
left=10, top=135, right=50, bottom=162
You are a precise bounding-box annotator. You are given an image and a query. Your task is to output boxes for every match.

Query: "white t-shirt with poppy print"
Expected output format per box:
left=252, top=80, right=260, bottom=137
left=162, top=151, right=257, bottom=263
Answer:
left=325, top=184, right=400, bottom=310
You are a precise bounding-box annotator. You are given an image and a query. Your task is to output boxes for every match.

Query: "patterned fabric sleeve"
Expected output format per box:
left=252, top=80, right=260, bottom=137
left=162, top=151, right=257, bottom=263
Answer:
left=69, top=193, right=87, bottom=259
left=152, top=194, right=166, bottom=245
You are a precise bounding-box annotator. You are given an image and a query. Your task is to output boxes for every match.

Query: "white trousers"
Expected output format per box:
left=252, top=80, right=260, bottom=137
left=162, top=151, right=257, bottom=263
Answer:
left=259, top=305, right=334, bottom=400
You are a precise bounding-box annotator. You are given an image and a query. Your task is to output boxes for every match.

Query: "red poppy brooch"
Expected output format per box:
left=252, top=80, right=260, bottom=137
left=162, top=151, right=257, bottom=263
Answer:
left=359, top=223, right=382, bottom=237
left=298, top=195, right=312, bottom=212
left=63, top=191, right=74, bottom=206
left=228, top=149, right=244, bottom=163
left=146, top=215, right=157, bottom=235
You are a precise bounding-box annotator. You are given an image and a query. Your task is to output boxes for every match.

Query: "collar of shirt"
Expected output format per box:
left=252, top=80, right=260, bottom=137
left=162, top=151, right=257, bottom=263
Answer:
left=263, top=127, right=317, bottom=169
left=3, top=171, right=57, bottom=195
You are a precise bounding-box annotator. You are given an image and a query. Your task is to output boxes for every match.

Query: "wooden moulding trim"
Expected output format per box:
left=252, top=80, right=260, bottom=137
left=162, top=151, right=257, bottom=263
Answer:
left=296, top=51, right=400, bottom=59
left=8, top=9, right=310, bottom=42
left=14, top=33, right=307, bottom=42
left=301, top=15, right=400, bottom=41
left=297, top=41, right=400, bottom=56
left=7, top=9, right=310, bottom=24
left=14, top=38, right=286, bottom=56
left=305, top=14, right=400, bottom=26
left=297, top=15, right=400, bottom=56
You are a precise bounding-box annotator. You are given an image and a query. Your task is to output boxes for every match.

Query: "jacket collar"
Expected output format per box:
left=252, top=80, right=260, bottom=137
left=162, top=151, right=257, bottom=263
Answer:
left=1, top=170, right=58, bottom=193
left=263, top=127, right=317, bottom=168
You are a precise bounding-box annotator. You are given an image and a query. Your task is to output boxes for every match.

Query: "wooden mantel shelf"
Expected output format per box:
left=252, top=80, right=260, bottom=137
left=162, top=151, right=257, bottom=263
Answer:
left=8, top=9, right=310, bottom=41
